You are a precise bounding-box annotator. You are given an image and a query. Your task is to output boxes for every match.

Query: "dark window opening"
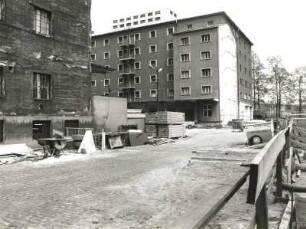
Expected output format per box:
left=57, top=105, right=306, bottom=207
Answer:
left=64, top=120, right=79, bottom=135
left=33, top=121, right=51, bottom=139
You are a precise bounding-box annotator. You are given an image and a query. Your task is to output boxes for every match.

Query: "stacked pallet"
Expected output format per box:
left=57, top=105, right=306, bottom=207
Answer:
left=145, top=111, right=186, bottom=138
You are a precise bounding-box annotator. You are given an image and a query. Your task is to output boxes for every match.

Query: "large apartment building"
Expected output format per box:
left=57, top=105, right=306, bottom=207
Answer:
left=0, top=0, right=92, bottom=144
left=92, top=11, right=253, bottom=125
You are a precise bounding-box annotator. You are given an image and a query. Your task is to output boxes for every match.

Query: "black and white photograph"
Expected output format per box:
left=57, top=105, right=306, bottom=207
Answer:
left=1, top=0, right=306, bottom=228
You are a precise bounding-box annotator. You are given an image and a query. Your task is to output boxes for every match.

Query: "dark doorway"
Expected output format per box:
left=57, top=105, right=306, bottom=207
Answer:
left=185, top=109, right=194, bottom=121
left=0, top=120, right=3, bottom=143
left=64, top=120, right=79, bottom=135
left=33, top=121, right=51, bottom=139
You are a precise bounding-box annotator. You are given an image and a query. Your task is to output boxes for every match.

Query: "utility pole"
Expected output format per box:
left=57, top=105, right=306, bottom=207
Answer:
left=299, top=74, right=303, bottom=113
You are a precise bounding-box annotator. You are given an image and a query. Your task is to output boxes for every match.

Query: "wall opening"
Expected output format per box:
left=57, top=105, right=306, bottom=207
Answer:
left=0, top=120, right=3, bottom=143
left=32, top=120, right=51, bottom=139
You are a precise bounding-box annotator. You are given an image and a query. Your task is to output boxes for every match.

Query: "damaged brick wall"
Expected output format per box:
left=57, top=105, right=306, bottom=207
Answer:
left=0, top=0, right=92, bottom=115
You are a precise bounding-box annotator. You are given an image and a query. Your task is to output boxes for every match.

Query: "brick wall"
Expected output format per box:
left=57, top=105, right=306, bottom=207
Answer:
left=0, top=0, right=91, bottom=115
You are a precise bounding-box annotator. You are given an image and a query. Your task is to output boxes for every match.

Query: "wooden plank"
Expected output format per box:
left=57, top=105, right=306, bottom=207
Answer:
left=247, top=129, right=287, bottom=204
left=169, top=170, right=249, bottom=229
left=278, top=200, right=294, bottom=229
left=255, top=187, right=269, bottom=229
left=295, top=194, right=306, bottom=229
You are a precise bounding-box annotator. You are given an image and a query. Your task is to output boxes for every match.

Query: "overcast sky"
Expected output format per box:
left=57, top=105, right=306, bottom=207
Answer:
left=91, top=0, right=306, bottom=72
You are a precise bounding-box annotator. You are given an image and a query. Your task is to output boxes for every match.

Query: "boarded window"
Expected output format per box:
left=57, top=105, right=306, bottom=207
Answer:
left=34, top=7, right=51, bottom=36
left=0, top=67, right=5, bottom=97
left=32, top=121, right=51, bottom=139
left=33, top=73, right=51, bottom=100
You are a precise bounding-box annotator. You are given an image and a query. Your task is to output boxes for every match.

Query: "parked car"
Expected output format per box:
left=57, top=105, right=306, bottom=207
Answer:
left=183, top=121, right=195, bottom=129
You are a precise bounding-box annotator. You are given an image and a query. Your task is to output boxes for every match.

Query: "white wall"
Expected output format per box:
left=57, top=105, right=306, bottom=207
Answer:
left=218, top=24, right=238, bottom=125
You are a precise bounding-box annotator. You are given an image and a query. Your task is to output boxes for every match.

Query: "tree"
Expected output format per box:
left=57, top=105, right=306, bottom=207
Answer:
left=293, top=67, right=306, bottom=113
left=251, top=52, right=267, bottom=109
left=266, top=56, right=291, bottom=119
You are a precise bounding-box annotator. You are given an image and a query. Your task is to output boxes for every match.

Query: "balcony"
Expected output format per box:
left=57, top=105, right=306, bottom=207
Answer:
left=119, top=54, right=135, bottom=62
left=119, top=40, right=135, bottom=49
left=120, top=83, right=136, bottom=90
left=119, top=69, right=135, bottom=76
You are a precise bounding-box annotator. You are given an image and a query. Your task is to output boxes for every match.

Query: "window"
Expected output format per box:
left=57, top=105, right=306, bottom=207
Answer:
left=126, top=23, right=131, bottom=27
left=149, top=30, right=156, bottom=38
left=167, top=58, right=173, bottom=66
left=140, top=14, right=145, bottom=18
left=149, top=60, right=157, bottom=68
left=203, top=104, right=212, bottom=117
left=201, top=34, right=211, bottom=43
left=118, top=36, right=123, bottom=44
left=33, top=73, right=51, bottom=100
left=140, top=20, right=146, bottom=24
left=120, top=18, right=124, bottom=22
left=207, top=20, right=214, bottom=26
left=0, top=67, right=4, bottom=97
left=167, top=89, right=174, bottom=97
left=150, top=75, right=157, bottom=82
left=113, top=25, right=118, bottom=29
left=167, top=43, right=173, bottom=51
left=187, top=24, right=193, bottom=29
left=148, top=12, right=153, bottom=16
left=181, top=54, right=190, bottom=62
left=201, top=85, right=212, bottom=94
left=118, top=50, right=123, bottom=58
left=133, top=21, right=138, bottom=25
left=126, top=17, right=131, bottom=21
left=201, top=68, right=211, bottom=77
left=200, top=51, right=211, bottom=60
left=118, top=92, right=123, bottom=97
left=34, top=7, right=51, bottom=36
left=91, top=41, right=96, bottom=47
left=245, top=67, right=247, bottom=75
left=134, top=90, right=141, bottom=99
left=155, top=11, right=161, bottom=15
left=135, top=33, right=140, bottom=41
left=33, top=121, right=51, bottom=139
left=240, top=78, right=244, bottom=86
left=118, top=64, right=123, bottom=71
left=135, top=62, right=141, bottom=69
left=133, top=15, right=138, bottom=19
left=113, top=19, right=118, bottom=23
left=135, top=76, right=141, bottom=84
left=239, top=64, right=242, bottom=72
left=135, top=47, right=140, bottom=55
left=91, top=54, right=96, bottom=61
left=181, top=87, right=190, bottom=96
left=150, top=89, right=157, bottom=97
left=103, top=39, right=109, bottom=46
left=167, top=27, right=174, bottom=35
left=148, top=18, right=153, bottom=22
left=155, top=17, right=161, bottom=21
left=180, top=70, right=191, bottom=79
left=104, top=79, right=110, bottom=86
left=0, top=0, right=4, bottom=21
left=180, top=37, right=189, bottom=45
left=149, top=45, right=157, bottom=53
left=167, top=74, right=174, bottom=82
left=104, top=52, right=110, bottom=59
left=118, top=78, right=123, bottom=85
left=91, top=80, right=96, bottom=87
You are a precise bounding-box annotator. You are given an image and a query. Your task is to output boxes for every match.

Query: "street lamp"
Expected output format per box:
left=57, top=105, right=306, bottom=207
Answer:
left=148, top=64, right=163, bottom=111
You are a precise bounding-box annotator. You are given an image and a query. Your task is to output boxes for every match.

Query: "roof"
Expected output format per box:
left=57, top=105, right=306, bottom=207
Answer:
left=93, top=11, right=253, bottom=45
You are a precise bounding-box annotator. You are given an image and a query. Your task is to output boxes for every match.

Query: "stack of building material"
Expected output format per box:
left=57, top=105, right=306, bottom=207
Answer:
left=145, top=111, right=185, bottom=138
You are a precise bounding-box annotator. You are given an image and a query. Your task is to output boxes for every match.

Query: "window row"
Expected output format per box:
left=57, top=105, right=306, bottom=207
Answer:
left=240, top=92, right=252, bottom=101
left=180, top=51, right=211, bottom=62
left=239, top=78, right=252, bottom=89
left=179, top=34, right=211, bottom=46
left=180, top=85, right=212, bottom=96
left=113, top=17, right=162, bottom=29
left=180, top=68, right=212, bottom=78
left=117, top=89, right=174, bottom=99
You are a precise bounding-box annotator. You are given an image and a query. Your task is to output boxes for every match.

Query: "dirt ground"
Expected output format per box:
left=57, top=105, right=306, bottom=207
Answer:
left=0, top=128, right=286, bottom=229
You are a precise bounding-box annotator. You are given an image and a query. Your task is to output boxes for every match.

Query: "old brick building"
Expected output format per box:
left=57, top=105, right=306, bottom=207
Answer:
left=0, top=0, right=92, bottom=144
left=92, top=11, right=253, bottom=125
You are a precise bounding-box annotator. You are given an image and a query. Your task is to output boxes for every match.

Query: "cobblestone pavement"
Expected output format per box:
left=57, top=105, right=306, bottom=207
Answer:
left=0, top=129, right=249, bottom=229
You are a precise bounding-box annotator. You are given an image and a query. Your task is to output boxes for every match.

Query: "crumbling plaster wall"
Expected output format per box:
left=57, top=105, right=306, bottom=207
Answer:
left=0, top=0, right=92, bottom=115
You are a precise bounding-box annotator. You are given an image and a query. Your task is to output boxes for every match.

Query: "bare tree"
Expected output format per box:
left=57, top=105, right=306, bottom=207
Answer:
left=251, top=52, right=267, bottom=109
left=294, top=67, right=306, bottom=113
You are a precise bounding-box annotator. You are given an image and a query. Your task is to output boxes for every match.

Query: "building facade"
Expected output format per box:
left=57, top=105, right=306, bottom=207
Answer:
left=0, top=0, right=92, bottom=144
left=92, top=12, right=253, bottom=125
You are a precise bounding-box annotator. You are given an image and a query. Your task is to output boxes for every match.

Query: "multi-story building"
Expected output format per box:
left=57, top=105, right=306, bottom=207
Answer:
left=0, top=0, right=92, bottom=144
left=112, top=9, right=177, bottom=31
left=92, top=11, right=253, bottom=125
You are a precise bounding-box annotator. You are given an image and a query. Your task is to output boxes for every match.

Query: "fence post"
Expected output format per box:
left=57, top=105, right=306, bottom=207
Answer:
left=275, top=149, right=283, bottom=198
left=101, top=129, right=106, bottom=151
left=256, top=186, right=269, bottom=229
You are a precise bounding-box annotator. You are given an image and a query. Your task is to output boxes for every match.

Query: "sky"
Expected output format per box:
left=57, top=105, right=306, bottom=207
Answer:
left=91, top=0, right=306, bottom=72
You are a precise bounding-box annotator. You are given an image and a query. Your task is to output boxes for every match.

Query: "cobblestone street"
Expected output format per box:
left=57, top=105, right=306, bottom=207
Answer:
left=0, top=129, right=250, bottom=229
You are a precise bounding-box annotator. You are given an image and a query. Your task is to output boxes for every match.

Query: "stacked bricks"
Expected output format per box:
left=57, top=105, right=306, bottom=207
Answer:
left=145, top=111, right=185, bottom=138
